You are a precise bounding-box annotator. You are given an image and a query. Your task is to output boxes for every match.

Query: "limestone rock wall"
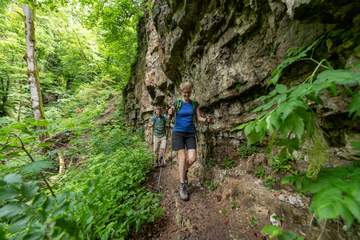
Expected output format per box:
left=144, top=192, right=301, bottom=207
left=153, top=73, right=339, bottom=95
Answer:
left=124, top=0, right=360, bottom=165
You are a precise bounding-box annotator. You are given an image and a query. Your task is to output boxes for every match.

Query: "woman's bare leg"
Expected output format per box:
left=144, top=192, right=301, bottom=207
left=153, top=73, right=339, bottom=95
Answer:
left=177, top=149, right=187, bottom=183
left=186, top=149, right=197, bottom=169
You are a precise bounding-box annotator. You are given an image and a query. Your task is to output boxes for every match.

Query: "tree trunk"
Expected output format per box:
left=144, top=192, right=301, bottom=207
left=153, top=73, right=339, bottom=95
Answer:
left=22, top=5, right=45, bottom=121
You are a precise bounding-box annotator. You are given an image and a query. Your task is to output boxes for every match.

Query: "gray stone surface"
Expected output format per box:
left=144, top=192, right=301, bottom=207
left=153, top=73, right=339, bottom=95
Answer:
left=124, top=0, right=360, bottom=167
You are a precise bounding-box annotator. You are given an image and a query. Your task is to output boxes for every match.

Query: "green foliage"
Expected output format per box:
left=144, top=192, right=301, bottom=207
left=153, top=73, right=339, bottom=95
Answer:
left=249, top=216, right=257, bottom=227
left=268, top=37, right=322, bottom=85
left=352, top=141, right=360, bottom=156
left=204, top=179, right=218, bottom=191
left=238, top=144, right=258, bottom=158
left=0, top=0, right=157, bottom=239
left=263, top=176, right=276, bottom=188
left=349, top=91, right=360, bottom=117
left=204, top=158, right=216, bottom=170
left=0, top=95, right=163, bottom=239
left=255, top=166, right=265, bottom=178
left=261, top=225, right=304, bottom=240
left=59, top=127, right=162, bottom=239
left=77, top=0, right=143, bottom=89
left=0, top=118, right=54, bottom=179
left=220, top=157, right=236, bottom=169
left=282, top=164, right=360, bottom=227
left=234, top=65, right=360, bottom=175
left=254, top=167, right=277, bottom=188
left=0, top=0, right=141, bottom=119
left=0, top=174, right=80, bottom=239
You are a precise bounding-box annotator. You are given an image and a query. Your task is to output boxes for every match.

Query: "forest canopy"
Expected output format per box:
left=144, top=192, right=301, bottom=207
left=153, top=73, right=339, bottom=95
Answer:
left=0, top=0, right=142, bottom=118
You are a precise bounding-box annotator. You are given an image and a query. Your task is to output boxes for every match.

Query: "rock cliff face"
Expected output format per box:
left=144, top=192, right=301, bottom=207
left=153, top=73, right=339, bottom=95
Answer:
left=124, top=0, right=360, bottom=166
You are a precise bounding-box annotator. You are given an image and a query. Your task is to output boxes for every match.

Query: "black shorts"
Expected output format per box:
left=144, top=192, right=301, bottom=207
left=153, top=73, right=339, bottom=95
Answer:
left=172, top=132, right=196, bottom=151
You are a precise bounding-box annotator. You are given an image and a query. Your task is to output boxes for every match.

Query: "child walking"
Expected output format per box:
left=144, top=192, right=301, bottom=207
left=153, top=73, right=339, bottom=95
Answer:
left=150, top=106, right=168, bottom=167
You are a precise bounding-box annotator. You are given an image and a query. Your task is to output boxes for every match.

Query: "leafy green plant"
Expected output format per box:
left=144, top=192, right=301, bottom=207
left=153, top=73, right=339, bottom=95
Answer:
left=282, top=164, right=360, bottom=227
left=0, top=174, right=80, bottom=240
left=0, top=119, right=163, bottom=239
left=261, top=225, right=304, bottom=240
left=250, top=216, right=257, bottom=227
left=234, top=65, right=360, bottom=176
left=238, top=144, right=258, bottom=158
left=352, top=141, right=360, bottom=156
left=221, top=157, right=236, bottom=169
left=205, top=158, right=216, bottom=169
left=264, top=176, right=276, bottom=188
left=255, top=166, right=265, bottom=178
left=204, top=179, right=218, bottom=191
left=230, top=201, right=239, bottom=209
left=269, top=152, right=295, bottom=174
left=268, top=37, right=323, bottom=86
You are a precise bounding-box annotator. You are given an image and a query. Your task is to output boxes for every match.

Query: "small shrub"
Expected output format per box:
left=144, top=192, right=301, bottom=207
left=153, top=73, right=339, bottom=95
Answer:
left=204, top=180, right=218, bottom=191
left=282, top=164, right=360, bottom=227
left=261, top=225, right=304, bottom=240
left=238, top=144, right=258, bottom=158
left=221, top=157, right=236, bottom=169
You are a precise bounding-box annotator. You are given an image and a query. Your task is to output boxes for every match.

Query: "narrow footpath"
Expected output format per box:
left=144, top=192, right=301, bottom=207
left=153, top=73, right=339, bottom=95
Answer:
left=140, top=158, right=347, bottom=240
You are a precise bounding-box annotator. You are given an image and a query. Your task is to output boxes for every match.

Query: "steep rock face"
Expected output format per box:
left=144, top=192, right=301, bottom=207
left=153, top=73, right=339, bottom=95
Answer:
left=124, top=0, right=360, bottom=165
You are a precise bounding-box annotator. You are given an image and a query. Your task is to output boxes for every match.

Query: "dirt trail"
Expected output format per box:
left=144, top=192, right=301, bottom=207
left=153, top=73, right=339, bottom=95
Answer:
left=142, top=161, right=283, bottom=240
left=139, top=158, right=350, bottom=240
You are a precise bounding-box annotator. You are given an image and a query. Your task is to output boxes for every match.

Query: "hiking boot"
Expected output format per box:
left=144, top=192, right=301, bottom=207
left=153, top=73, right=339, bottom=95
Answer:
left=179, top=182, right=189, bottom=201
left=154, top=160, right=160, bottom=168
left=159, top=156, right=165, bottom=167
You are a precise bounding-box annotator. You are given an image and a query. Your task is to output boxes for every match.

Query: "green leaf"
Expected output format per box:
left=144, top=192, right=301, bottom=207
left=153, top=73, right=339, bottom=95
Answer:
left=280, top=175, right=296, bottom=185
left=21, top=182, right=39, bottom=199
left=22, top=160, right=54, bottom=174
left=244, top=123, right=255, bottom=136
left=275, top=84, right=287, bottom=94
left=303, top=180, right=333, bottom=194
left=316, top=69, right=354, bottom=85
left=0, top=224, right=6, bottom=240
left=0, top=204, right=24, bottom=218
left=339, top=205, right=354, bottom=227
left=232, top=122, right=248, bottom=131
left=4, top=174, right=22, bottom=184
left=279, top=231, right=304, bottom=240
left=349, top=92, right=360, bottom=117
left=281, top=113, right=304, bottom=138
left=261, top=225, right=283, bottom=237
left=268, top=37, right=322, bottom=85
left=351, top=187, right=360, bottom=202
left=8, top=216, right=31, bottom=233
left=342, top=196, right=360, bottom=221
left=314, top=202, right=340, bottom=220
left=0, top=187, right=18, bottom=201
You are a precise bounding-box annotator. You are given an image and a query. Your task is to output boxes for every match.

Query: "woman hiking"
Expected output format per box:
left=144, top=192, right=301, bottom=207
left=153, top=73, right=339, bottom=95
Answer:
left=168, top=82, right=212, bottom=201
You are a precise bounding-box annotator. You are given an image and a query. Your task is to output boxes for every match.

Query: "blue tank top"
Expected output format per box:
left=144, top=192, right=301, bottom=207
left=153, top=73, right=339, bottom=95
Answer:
left=173, top=101, right=195, bottom=133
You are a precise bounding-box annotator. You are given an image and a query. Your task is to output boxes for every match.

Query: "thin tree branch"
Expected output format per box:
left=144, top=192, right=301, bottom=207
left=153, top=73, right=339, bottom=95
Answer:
left=11, top=133, right=56, bottom=197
